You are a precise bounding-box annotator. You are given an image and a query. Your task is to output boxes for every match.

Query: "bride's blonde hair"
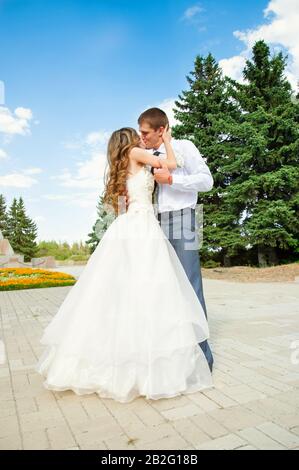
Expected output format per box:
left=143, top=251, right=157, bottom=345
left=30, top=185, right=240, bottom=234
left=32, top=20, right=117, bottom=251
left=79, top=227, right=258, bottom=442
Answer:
left=103, top=127, right=140, bottom=215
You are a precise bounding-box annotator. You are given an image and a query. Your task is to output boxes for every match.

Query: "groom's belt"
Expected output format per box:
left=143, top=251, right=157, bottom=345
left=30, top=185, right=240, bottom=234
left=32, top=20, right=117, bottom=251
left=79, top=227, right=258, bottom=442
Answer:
left=157, top=207, right=195, bottom=221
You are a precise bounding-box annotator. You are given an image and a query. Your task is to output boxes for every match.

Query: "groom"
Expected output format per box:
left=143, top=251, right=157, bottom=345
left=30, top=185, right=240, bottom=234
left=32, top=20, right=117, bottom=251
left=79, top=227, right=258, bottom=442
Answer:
left=137, top=107, right=214, bottom=372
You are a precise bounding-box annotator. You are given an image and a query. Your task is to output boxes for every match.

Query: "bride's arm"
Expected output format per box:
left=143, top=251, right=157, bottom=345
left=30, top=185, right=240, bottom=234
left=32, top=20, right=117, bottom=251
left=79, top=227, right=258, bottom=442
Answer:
left=129, top=127, right=177, bottom=170
left=129, top=147, right=164, bottom=169
left=161, top=126, right=177, bottom=170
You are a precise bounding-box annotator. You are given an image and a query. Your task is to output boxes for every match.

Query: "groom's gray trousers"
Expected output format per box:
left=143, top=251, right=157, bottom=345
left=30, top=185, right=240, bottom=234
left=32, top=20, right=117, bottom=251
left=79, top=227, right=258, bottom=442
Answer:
left=157, top=207, right=214, bottom=372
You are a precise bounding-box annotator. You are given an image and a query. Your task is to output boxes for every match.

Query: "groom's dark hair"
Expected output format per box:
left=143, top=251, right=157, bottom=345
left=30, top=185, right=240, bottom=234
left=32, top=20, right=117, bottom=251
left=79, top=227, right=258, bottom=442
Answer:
left=138, top=107, right=169, bottom=130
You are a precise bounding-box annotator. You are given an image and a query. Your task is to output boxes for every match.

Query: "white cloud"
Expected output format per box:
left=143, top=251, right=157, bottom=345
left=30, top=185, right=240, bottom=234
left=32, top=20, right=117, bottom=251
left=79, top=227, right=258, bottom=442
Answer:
left=62, top=130, right=110, bottom=151
left=43, top=194, right=70, bottom=201
left=23, top=167, right=43, bottom=175
left=85, top=131, right=110, bottom=147
left=219, top=55, right=247, bottom=83
left=181, top=4, right=206, bottom=31
left=34, top=215, right=46, bottom=223
left=14, top=107, right=33, bottom=121
left=43, top=190, right=99, bottom=209
left=52, top=151, right=107, bottom=192
left=26, top=197, right=40, bottom=203
left=183, top=5, right=204, bottom=20
left=0, top=148, right=8, bottom=159
left=62, top=140, right=81, bottom=151
left=0, top=172, right=38, bottom=188
left=219, top=0, right=299, bottom=89
left=0, top=167, right=42, bottom=189
left=0, top=106, right=33, bottom=137
left=50, top=129, right=110, bottom=210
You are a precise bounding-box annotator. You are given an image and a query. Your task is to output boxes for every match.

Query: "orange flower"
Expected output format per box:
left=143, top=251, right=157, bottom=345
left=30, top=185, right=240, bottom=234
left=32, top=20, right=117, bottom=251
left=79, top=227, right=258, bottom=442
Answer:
left=0, top=268, right=76, bottom=291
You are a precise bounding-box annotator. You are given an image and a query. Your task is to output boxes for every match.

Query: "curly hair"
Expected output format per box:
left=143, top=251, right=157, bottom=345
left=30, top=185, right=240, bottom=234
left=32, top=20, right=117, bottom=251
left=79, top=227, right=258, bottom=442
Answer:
left=103, top=127, right=141, bottom=215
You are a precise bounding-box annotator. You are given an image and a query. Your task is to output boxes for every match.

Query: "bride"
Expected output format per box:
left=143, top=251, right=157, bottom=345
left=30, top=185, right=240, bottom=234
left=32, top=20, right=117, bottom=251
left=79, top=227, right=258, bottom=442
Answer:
left=35, top=126, right=213, bottom=403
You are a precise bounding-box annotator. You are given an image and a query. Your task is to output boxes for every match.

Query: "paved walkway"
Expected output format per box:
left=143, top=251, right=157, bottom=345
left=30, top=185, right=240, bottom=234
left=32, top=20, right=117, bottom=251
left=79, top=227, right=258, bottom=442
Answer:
left=0, top=278, right=299, bottom=450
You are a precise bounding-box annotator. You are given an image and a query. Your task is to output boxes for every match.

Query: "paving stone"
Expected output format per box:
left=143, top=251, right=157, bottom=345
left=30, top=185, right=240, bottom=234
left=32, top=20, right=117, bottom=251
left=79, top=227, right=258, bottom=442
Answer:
left=0, top=279, right=298, bottom=450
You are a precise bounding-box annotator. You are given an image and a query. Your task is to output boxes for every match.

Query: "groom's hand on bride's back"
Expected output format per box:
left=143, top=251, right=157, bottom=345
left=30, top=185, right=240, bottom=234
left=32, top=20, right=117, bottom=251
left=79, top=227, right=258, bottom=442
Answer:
left=153, top=160, right=171, bottom=184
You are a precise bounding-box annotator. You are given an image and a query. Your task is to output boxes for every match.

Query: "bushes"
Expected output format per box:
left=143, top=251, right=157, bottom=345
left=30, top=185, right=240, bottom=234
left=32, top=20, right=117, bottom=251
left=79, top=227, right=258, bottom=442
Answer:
left=202, top=260, right=221, bottom=269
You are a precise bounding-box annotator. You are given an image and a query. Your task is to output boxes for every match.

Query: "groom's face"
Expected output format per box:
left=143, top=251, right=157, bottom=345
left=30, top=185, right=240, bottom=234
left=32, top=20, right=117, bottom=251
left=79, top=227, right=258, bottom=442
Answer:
left=139, top=121, right=163, bottom=150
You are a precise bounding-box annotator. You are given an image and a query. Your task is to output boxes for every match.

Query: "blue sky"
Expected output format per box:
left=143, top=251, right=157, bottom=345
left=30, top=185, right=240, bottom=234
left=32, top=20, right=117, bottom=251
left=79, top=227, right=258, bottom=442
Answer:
left=0, top=0, right=297, bottom=243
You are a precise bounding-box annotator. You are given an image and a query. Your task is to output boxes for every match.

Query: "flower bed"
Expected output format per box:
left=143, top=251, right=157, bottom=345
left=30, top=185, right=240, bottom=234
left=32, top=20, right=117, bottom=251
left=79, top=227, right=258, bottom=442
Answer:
left=0, top=268, right=76, bottom=291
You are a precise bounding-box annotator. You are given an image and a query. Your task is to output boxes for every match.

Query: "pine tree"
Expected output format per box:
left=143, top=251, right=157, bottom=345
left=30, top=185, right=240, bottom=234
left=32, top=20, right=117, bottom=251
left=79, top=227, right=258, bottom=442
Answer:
left=172, top=53, right=244, bottom=266
left=6, top=198, right=19, bottom=247
left=6, top=197, right=38, bottom=262
left=86, top=195, right=116, bottom=253
left=0, top=194, right=9, bottom=238
left=227, top=40, right=299, bottom=266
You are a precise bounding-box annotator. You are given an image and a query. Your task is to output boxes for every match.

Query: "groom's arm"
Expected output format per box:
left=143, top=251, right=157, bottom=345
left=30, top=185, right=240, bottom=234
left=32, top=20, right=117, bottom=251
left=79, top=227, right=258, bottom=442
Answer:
left=171, top=140, right=213, bottom=193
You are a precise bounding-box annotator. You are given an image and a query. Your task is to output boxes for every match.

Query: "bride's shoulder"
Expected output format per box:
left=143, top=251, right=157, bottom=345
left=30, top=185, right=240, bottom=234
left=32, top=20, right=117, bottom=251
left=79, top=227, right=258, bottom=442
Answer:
left=129, top=146, right=148, bottom=158
left=129, top=146, right=139, bottom=155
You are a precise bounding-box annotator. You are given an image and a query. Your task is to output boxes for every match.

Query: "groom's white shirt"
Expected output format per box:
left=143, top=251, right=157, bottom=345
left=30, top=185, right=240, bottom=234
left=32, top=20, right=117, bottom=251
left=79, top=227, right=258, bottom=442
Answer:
left=149, top=139, right=213, bottom=213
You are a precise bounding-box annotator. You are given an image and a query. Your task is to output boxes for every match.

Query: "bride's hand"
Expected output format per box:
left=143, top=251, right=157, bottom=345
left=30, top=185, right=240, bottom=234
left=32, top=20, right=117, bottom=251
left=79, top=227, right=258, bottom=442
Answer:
left=162, top=125, right=172, bottom=143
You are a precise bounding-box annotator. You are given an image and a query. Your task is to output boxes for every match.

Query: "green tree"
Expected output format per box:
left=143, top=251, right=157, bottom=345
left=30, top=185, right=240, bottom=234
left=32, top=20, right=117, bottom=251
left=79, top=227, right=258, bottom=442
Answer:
left=227, top=40, right=299, bottom=266
left=6, top=197, right=38, bottom=262
left=0, top=194, right=9, bottom=238
left=172, top=53, right=244, bottom=266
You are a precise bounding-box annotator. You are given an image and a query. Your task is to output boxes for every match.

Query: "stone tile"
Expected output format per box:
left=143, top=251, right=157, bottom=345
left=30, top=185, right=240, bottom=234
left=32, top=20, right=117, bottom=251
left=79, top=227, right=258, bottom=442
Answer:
left=191, top=413, right=228, bottom=439
left=0, top=434, right=22, bottom=450
left=196, top=433, right=246, bottom=450
left=1, top=280, right=299, bottom=450
left=47, top=424, right=77, bottom=450
left=172, top=417, right=211, bottom=447
left=237, top=426, right=285, bottom=450
left=202, top=389, right=238, bottom=408
left=134, top=406, right=165, bottom=426
left=0, top=415, right=19, bottom=438
left=19, top=410, right=65, bottom=433
left=104, top=433, right=138, bottom=450
left=23, top=429, right=49, bottom=450
left=127, top=422, right=177, bottom=448
left=16, top=397, right=38, bottom=414
left=256, top=422, right=299, bottom=449
left=138, top=434, right=189, bottom=450
left=208, top=406, right=266, bottom=432
left=110, top=409, right=147, bottom=435
left=161, top=403, right=204, bottom=421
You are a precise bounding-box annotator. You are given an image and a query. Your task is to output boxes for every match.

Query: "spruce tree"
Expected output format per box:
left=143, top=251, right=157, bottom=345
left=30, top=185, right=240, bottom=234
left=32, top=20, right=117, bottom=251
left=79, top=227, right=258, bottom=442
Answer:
left=6, top=197, right=38, bottom=262
left=172, top=53, right=243, bottom=266
left=227, top=40, right=299, bottom=266
left=0, top=194, right=9, bottom=238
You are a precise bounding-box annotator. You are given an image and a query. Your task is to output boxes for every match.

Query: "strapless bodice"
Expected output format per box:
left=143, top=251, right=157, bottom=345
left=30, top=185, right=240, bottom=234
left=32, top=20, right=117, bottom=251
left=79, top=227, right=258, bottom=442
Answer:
left=126, top=165, right=155, bottom=213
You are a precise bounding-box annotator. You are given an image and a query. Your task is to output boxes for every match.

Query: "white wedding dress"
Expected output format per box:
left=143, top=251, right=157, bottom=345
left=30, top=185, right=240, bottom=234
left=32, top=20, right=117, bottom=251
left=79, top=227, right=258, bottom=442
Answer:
left=36, top=164, right=213, bottom=403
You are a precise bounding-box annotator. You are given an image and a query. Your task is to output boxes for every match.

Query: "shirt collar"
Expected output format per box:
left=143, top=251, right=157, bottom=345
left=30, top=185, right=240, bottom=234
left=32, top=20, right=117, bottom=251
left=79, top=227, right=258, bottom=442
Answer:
left=152, top=142, right=166, bottom=153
